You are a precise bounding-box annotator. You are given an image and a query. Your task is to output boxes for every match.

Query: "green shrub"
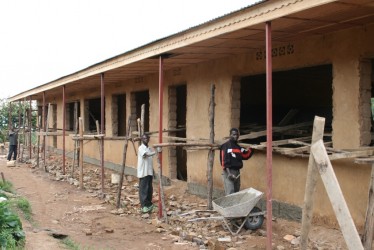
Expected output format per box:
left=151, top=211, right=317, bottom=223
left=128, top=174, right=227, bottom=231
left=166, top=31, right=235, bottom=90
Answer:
left=0, top=180, right=13, bottom=193
left=0, top=201, right=25, bottom=249
left=15, top=198, right=32, bottom=222
left=61, top=238, right=81, bottom=250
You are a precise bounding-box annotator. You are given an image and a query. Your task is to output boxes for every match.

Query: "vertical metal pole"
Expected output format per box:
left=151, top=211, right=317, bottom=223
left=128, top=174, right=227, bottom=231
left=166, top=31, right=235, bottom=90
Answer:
left=101, top=73, right=105, bottom=193
left=43, top=92, right=46, bottom=166
left=158, top=56, right=164, bottom=219
left=62, top=85, right=66, bottom=175
left=265, top=21, right=273, bottom=250
left=17, top=101, right=21, bottom=161
left=29, top=96, right=32, bottom=160
left=22, top=98, right=26, bottom=162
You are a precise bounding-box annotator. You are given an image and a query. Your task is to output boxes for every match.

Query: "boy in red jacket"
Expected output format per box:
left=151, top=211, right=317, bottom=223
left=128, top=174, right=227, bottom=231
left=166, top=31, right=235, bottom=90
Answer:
left=220, top=128, right=254, bottom=195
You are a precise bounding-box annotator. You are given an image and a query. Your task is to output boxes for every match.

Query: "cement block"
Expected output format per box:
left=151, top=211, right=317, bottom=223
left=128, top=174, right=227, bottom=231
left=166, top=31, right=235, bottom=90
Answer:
left=7, top=161, right=16, bottom=167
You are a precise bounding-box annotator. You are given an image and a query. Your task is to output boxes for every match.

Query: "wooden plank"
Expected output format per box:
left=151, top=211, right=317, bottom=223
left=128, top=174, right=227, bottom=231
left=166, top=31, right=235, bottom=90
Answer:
left=153, top=142, right=218, bottom=147
left=239, top=121, right=312, bottom=141
left=260, top=136, right=311, bottom=146
left=274, top=145, right=310, bottom=154
left=300, top=116, right=325, bottom=250
left=311, top=140, right=363, bottom=250
left=363, top=163, right=374, bottom=250
left=70, top=134, right=105, bottom=140
left=329, top=150, right=374, bottom=161
left=278, top=109, right=299, bottom=126
left=289, top=140, right=339, bottom=153
left=275, top=141, right=332, bottom=154
left=361, top=162, right=374, bottom=250
left=36, top=132, right=64, bottom=136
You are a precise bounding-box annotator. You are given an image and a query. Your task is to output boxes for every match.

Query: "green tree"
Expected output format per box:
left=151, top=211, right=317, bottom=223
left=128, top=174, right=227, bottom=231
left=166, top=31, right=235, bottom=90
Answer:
left=0, top=98, right=37, bottom=143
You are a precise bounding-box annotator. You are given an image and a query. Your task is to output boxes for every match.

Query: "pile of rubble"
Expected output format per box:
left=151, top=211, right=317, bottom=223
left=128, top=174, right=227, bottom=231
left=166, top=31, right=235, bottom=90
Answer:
left=25, top=154, right=340, bottom=250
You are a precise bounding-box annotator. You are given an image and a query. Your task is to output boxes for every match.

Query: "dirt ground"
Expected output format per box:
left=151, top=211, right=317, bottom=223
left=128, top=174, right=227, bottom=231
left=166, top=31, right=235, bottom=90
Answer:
left=0, top=153, right=350, bottom=250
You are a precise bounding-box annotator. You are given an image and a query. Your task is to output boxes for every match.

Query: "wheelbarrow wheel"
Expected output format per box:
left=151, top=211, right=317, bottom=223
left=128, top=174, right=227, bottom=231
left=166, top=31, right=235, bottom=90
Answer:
left=244, top=206, right=264, bottom=230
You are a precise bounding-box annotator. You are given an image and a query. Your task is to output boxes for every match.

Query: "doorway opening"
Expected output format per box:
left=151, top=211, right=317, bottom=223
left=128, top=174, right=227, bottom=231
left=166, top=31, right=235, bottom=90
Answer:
left=168, top=84, right=187, bottom=181
left=112, top=94, right=126, bottom=136
left=131, top=90, right=149, bottom=135
left=85, top=98, right=105, bottom=133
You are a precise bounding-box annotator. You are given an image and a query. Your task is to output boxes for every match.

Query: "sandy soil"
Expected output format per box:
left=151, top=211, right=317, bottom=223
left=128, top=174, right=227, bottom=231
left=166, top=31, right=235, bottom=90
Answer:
left=0, top=153, right=350, bottom=250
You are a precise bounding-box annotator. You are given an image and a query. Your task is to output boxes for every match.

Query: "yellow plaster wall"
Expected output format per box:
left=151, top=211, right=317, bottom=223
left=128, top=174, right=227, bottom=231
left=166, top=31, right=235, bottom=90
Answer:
left=47, top=24, right=374, bottom=228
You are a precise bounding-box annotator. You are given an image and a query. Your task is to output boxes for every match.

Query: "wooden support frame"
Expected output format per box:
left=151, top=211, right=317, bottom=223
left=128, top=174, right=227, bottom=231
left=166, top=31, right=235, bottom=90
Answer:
left=311, top=140, right=363, bottom=250
left=354, top=157, right=374, bottom=250
left=300, top=116, right=325, bottom=250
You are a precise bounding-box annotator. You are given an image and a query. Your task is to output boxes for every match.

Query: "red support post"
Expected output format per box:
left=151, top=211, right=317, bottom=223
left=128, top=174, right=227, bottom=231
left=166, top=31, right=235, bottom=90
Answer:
left=158, top=56, right=164, bottom=219
left=265, top=21, right=273, bottom=250
left=62, top=85, right=66, bottom=175
left=101, top=73, right=105, bottom=193
left=42, top=92, right=46, bottom=166
left=17, top=101, right=21, bottom=160
left=29, top=96, right=32, bottom=160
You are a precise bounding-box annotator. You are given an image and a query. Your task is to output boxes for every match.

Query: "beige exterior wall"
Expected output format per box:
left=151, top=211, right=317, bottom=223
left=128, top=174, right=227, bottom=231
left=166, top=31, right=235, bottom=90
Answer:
left=43, top=24, right=374, bottom=229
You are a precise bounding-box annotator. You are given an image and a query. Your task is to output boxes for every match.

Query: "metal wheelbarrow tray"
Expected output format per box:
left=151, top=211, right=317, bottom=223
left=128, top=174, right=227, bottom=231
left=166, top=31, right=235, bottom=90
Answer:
left=187, top=188, right=265, bottom=235
left=212, top=187, right=265, bottom=235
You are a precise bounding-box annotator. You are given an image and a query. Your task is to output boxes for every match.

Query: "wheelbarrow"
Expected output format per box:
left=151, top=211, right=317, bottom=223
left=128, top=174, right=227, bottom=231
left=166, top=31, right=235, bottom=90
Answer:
left=188, top=188, right=265, bottom=235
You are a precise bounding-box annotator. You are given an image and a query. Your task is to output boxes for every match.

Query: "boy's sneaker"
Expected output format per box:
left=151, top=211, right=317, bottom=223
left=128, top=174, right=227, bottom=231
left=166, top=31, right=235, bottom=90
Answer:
left=148, top=204, right=155, bottom=212
left=141, top=207, right=150, bottom=213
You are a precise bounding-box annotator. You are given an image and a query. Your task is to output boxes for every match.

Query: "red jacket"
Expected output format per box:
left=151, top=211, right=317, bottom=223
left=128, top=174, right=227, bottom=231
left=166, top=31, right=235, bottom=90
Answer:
left=220, top=140, right=253, bottom=170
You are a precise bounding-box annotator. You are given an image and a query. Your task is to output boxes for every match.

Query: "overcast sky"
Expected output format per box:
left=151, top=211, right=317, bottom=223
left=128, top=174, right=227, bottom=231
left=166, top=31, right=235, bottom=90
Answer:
left=0, top=1, right=259, bottom=99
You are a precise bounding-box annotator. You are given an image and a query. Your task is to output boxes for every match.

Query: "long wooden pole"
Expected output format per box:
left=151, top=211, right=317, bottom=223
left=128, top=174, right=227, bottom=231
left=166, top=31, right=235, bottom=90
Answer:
left=44, top=103, right=51, bottom=171
left=72, top=101, right=78, bottom=177
left=116, top=116, right=132, bottom=208
left=153, top=142, right=218, bottom=148
left=79, top=117, right=84, bottom=189
left=141, top=104, right=145, bottom=135
left=207, top=84, right=215, bottom=209
left=157, top=150, right=168, bottom=223
left=300, top=116, right=325, bottom=249
left=96, top=120, right=104, bottom=194
left=21, top=98, right=27, bottom=162
left=36, top=116, right=41, bottom=168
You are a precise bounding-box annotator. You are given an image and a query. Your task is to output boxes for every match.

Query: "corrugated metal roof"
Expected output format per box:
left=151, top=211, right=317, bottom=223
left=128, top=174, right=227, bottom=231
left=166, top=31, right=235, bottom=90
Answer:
left=9, top=0, right=374, bottom=101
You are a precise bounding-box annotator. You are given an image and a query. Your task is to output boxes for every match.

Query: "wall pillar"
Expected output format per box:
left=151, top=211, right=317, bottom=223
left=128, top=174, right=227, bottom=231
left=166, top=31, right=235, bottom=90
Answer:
left=332, top=59, right=372, bottom=148
left=168, top=86, right=177, bottom=179
left=359, top=59, right=372, bottom=146
left=231, top=77, right=241, bottom=129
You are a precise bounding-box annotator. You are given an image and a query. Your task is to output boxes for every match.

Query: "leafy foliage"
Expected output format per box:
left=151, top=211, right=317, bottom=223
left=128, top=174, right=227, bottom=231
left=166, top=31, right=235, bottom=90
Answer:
left=0, top=180, right=14, bottom=193
left=15, top=198, right=32, bottom=222
left=0, top=202, right=25, bottom=249
left=0, top=98, right=37, bottom=143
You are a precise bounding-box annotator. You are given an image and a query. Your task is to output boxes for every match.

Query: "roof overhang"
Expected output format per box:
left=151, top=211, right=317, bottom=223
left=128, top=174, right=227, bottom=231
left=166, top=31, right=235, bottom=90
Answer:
left=8, top=0, right=374, bottom=102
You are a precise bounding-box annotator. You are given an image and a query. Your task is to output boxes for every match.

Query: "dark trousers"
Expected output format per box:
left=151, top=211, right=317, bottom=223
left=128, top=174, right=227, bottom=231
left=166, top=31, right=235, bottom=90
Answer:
left=7, top=145, right=17, bottom=161
left=222, top=169, right=241, bottom=195
left=139, top=175, right=153, bottom=208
